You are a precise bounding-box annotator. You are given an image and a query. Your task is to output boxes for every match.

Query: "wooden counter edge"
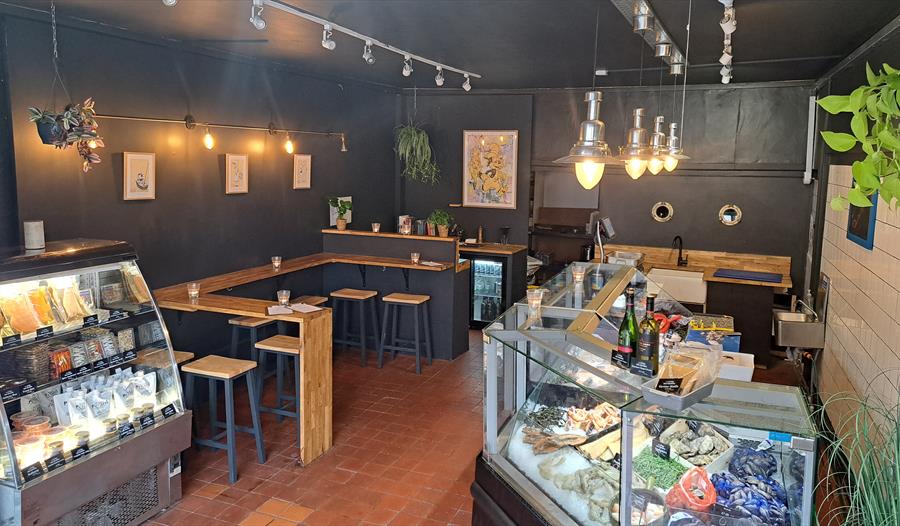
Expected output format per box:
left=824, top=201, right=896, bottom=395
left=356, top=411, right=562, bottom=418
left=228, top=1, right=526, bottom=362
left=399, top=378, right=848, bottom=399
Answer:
left=459, top=243, right=528, bottom=255
left=456, top=259, right=472, bottom=273
left=322, top=228, right=456, bottom=243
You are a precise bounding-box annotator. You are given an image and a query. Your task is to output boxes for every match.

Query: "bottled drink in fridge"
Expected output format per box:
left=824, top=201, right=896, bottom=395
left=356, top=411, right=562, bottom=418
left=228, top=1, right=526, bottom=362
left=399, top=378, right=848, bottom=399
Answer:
left=631, top=293, right=659, bottom=378
left=613, top=287, right=638, bottom=370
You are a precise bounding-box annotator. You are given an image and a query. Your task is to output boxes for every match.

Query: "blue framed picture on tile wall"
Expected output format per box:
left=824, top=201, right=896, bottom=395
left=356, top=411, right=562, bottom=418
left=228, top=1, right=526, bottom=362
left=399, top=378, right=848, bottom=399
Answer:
left=846, top=190, right=878, bottom=250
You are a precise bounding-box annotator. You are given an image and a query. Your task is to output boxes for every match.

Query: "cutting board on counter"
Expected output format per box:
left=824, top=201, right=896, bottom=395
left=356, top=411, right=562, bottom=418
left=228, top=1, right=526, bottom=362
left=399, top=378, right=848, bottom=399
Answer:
left=712, top=268, right=783, bottom=283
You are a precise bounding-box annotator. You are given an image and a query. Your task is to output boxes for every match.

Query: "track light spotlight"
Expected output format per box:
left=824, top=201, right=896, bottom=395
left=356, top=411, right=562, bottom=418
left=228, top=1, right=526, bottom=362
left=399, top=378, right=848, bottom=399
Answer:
left=249, top=0, right=266, bottom=30
left=402, top=56, right=413, bottom=77
left=434, top=67, right=444, bottom=87
left=321, top=24, right=336, bottom=50
left=462, top=74, right=471, bottom=92
left=362, top=40, right=375, bottom=65
left=162, top=0, right=177, bottom=6
left=720, top=7, right=737, bottom=35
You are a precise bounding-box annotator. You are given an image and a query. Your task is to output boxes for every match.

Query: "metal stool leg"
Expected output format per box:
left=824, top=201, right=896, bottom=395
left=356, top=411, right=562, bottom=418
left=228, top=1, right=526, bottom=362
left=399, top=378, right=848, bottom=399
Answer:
left=249, top=327, right=258, bottom=362
left=368, top=298, right=380, bottom=358
left=223, top=378, right=238, bottom=484
left=275, top=354, right=285, bottom=423
left=413, top=304, right=422, bottom=374
left=378, top=301, right=390, bottom=368
left=245, top=369, right=266, bottom=464
left=230, top=326, right=239, bottom=358
left=358, top=299, right=366, bottom=366
left=208, top=379, right=218, bottom=440
left=184, top=372, right=197, bottom=438
left=255, top=349, right=266, bottom=408
left=293, top=356, right=302, bottom=448
left=341, top=299, right=350, bottom=351
left=391, top=303, right=399, bottom=359
left=423, top=302, right=433, bottom=365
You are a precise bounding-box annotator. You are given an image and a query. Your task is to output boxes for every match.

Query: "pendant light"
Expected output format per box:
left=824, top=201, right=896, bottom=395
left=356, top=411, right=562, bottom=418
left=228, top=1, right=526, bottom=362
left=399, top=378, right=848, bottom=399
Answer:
left=284, top=135, right=295, bottom=154
left=202, top=127, right=215, bottom=150
left=664, top=0, right=693, bottom=172
left=620, top=108, right=650, bottom=179
left=647, top=116, right=667, bottom=175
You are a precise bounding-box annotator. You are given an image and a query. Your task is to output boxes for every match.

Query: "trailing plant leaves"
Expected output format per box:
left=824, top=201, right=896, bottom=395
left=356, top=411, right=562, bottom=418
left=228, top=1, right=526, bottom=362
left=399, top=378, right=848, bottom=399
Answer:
left=884, top=63, right=899, bottom=75
left=866, top=94, right=879, bottom=118
left=866, top=62, right=877, bottom=86
left=848, top=186, right=873, bottom=208
left=852, top=160, right=879, bottom=191
left=817, top=95, right=851, bottom=114
left=851, top=111, right=869, bottom=141
left=830, top=196, right=848, bottom=211
left=849, top=86, right=867, bottom=111
left=821, top=131, right=857, bottom=152
left=877, top=128, right=900, bottom=152
left=396, top=124, right=440, bottom=185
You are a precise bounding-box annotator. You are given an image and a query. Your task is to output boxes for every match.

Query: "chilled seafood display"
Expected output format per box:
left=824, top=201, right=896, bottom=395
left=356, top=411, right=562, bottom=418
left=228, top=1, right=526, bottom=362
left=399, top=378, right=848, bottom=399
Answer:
left=522, top=427, right=587, bottom=454
left=729, top=447, right=778, bottom=478
left=538, top=451, right=620, bottom=523
left=567, top=403, right=620, bottom=434
left=711, top=472, right=789, bottom=526
left=660, top=421, right=731, bottom=466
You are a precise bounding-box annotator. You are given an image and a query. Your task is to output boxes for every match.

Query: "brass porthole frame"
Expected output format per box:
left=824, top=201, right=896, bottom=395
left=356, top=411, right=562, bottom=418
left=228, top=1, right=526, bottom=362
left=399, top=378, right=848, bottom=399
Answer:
left=651, top=201, right=674, bottom=223
left=719, top=204, right=743, bottom=226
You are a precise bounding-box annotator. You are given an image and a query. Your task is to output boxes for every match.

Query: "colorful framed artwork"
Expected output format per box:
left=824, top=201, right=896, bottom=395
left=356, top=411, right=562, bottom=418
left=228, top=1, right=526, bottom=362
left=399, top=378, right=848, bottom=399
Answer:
left=462, top=130, right=518, bottom=209
left=847, top=186, right=877, bottom=250
left=293, top=154, right=311, bottom=189
left=225, top=153, right=249, bottom=194
left=123, top=152, right=156, bottom=201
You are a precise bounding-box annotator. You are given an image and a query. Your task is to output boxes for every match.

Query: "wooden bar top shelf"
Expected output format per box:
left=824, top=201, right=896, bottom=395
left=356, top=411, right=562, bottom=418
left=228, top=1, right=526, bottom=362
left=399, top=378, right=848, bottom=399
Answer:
left=322, top=228, right=457, bottom=242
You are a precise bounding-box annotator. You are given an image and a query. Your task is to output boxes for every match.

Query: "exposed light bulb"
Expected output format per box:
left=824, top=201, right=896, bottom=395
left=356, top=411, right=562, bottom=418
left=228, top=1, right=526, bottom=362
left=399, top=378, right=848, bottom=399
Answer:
left=663, top=155, right=679, bottom=172
left=362, top=40, right=375, bottom=65
left=462, top=74, right=471, bottom=92
left=434, top=67, right=444, bottom=87
left=284, top=137, right=294, bottom=154
left=203, top=128, right=215, bottom=150
left=162, top=0, right=177, bottom=6
left=625, top=158, right=648, bottom=179
left=87, top=139, right=98, bottom=149
left=402, top=56, right=413, bottom=77
left=340, top=134, right=348, bottom=152
left=321, top=25, right=336, bottom=50
left=249, top=0, right=266, bottom=30
left=575, top=161, right=604, bottom=189
left=648, top=157, right=665, bottom=175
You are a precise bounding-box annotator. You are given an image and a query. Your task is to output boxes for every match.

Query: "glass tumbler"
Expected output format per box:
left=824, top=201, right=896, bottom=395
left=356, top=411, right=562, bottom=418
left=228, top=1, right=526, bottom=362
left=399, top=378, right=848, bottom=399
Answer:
left=271, top=256, right=282, bottom=271
left=410, top=252, right=421, bottom=265
left=277, top=290, right=291, bottom=306
left=187, top=282, right=200, bottom=300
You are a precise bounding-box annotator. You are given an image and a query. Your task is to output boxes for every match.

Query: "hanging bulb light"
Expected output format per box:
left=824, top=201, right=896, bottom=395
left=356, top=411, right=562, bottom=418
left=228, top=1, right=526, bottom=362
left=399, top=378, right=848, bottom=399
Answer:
left=362, top=40, right=375, bottom=65
left=663, top=122, right=689, bottom=171
left=321, top=25, right=336, bottom=50
left=434, top=66, right=444, bottom=87
left=619, top=108, right=650, bottom=179
left=162, top=0, right=177, bottom=6
left=340, top=134, right=348, bottom=152
left=249, top=0, right=266, bottom=30
left=462, top=74, right=471, bottom=92
left=402, top=55, right=413, bottom=77
left=647, top=116, right=668, bottom=175
left=203, top=127, right=215, bottom=150
left=284, top=135, right=295, bottom=154
left=553, top=91, right=612, bottom=190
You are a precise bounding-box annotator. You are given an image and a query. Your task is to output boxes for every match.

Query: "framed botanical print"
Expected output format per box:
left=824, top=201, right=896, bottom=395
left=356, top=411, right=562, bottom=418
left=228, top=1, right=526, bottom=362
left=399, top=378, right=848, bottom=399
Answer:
left=225, top=154, right=249, bottom=194
left=123, top=152, right=156, bottom=201
left=293, top=154, right=311, bottom=189
left=462, top=130, right=518, bottom=209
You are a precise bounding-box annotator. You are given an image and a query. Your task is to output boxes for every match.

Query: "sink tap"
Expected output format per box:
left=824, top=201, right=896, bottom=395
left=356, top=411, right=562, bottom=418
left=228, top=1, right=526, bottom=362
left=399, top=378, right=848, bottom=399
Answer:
left=672, top=236, right=688, bottom=266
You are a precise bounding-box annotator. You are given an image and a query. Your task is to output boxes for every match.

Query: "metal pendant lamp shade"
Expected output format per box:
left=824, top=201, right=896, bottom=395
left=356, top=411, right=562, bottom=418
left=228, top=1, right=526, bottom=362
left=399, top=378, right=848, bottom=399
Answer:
left=619, top=108, right=650, bottom=179
left=664, top=122, right=689, bottom=172
left=554, top=91, right=612, bottom=189
left=647, top=116, right=668, bottom=175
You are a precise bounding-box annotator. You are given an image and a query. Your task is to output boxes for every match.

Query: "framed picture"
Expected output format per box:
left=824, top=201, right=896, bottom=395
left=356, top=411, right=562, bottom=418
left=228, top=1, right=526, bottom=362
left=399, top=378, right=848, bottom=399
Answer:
left=123, top=152, right=156, bottom=200
left=293, top=154, right=311, bottom=189
left=225, top=154, right=249, bottom=194
left=847, top=185, right=878, bottom=250
left=462, top=130, right=518, bottom=209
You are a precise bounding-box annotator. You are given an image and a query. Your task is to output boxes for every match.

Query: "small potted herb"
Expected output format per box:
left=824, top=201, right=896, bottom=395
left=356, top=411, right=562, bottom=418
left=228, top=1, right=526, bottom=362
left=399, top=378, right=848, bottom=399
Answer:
left=328, top=197, right=352, bottom=231
left=427, top=209, right=453, bottom=237
left=28, top=97, right=103, bottom=173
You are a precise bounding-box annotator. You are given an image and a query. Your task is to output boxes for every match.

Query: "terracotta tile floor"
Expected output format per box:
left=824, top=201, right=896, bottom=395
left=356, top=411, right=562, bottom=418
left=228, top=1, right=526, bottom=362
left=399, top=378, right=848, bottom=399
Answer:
left=149, top=333, right=484, bottom=526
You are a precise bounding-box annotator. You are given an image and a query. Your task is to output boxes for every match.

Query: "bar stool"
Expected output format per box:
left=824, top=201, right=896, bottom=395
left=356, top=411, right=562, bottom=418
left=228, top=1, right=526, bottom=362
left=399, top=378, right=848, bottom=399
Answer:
left=254, top=335, right=302, bottom=447
left=278, top=295, right=328, bottom=335
left=379, top=293, right=433, bottom=374
left=330, top=288, right=380, bottom=366
left=182, top=355, right=266, bottom=484
left=229, top=316, right=276, bottom=360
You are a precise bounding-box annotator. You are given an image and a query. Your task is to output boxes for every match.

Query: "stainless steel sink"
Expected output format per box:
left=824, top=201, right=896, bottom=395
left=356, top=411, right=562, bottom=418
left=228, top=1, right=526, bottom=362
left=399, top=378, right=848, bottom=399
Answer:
left=775, top=311, right=824, bottom=348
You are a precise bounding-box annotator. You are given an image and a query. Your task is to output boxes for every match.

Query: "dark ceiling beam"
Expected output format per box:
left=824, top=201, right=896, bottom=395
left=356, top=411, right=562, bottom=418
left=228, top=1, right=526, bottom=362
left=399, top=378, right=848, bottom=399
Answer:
left=401, top=79, right=814, bottom=96
left=814, top=12, right=900, bottom=89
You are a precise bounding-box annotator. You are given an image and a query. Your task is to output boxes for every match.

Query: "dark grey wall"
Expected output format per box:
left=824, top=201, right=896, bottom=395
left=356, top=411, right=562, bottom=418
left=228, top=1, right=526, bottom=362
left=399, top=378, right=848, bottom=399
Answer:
left=0, top=17, right=18, bottom=248
left=397, top=94, right=533, bottom=245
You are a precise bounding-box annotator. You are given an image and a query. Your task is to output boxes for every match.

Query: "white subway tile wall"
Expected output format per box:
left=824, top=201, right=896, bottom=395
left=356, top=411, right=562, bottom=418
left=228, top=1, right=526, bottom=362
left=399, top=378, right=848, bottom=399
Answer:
left=820, top=165, right=900, bottom=431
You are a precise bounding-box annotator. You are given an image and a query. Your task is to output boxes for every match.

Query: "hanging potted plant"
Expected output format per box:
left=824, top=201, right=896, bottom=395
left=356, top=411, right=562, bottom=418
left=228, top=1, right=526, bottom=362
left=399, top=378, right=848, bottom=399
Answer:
left=328, top=197, right=352, bottom=231
left=427, top=209, right=453, bottom=237
left=28, top=98, right=103, bottom=173
left=396, top=123, right=441, bottom=185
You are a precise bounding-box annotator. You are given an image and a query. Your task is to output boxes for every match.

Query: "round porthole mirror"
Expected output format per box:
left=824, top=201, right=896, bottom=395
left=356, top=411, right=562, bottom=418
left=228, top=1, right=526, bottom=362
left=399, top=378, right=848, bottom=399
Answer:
left=719, top=204, right=742, bottom=226
left=651, top=202, right=674, bottom=222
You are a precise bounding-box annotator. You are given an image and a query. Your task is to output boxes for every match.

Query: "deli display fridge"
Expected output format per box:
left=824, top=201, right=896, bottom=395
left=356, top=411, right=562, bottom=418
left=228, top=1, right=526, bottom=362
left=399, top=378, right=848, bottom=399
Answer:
left=0, top=239, right=191, bottom=526
left=471, top=257, right=508, bottom=328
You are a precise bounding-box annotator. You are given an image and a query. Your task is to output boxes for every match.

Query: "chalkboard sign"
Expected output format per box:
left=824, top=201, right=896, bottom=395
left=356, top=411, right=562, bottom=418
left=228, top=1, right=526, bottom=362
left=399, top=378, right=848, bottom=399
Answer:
left=71, top=444, right=90, bottom=461
left=652, top=438, right=671, bottom=459
left=2, top=334, right=22, bottom=348
left=21, top=462, right=45, bottom=483
left=45, top=453, right=66, bottom=472
left=118, top=422, right=136, bottom=440
left=139, top=413, right=156, bottom=430
left=161, top=404, right=177, bottom=419
left=82, top=314, right=99, bottom=328
left=35, top=326, right=54, bottom=340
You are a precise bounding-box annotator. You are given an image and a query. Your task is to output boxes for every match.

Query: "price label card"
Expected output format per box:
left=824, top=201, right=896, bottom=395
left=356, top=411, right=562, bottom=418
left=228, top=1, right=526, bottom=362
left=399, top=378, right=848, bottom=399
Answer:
left=71, top=444, right=90, bottom=461
left=82, top=314, right=99, bottom=328
left=1, top=334, right=22, bottom=348
left=35, top=326, right=54, bottom=340
left=652, top=438, right=671, bottom=459
left=0, top=386, right=20, bottom=402
left=20, top=381, right=37, bottom=396
left=611, top=349, right=631, bottom=370
left=161, top=404, right=177, bottom=419
left=45, top=453, right=66, bottom=472
left=59, top=369, right=77, bottom=382
left=655, top=378, right=683, bottom=394
left=118, top=422, right=136, bottom=440
left=629, top=360, right=655, bottom=379
left=687, top=420, right=702, bottom=433
left=139, top=413, right=156, bottom=430
left=109, top=309, right=127, bottom=321
left=21, top=462, right=45, bottom=483
left=93, top=358, right=109, bottom=370
left=74, top=364, right=92, bottom=378
left=108, top=353, right=125, bottom=367
left=609, top=453, right=622, bottom=470
left=631, top=491, right=649, bottom=512
left=122, top=349, right=138, bottom=362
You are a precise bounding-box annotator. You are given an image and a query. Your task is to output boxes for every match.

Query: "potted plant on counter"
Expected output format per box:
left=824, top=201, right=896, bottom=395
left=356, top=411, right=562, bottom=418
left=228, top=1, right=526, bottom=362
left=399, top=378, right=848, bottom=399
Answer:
left=427, top=209, right=453, bottom=237
left=28, top=97, right=103, bottom=173
left=328, top=197, right=352, bottom=231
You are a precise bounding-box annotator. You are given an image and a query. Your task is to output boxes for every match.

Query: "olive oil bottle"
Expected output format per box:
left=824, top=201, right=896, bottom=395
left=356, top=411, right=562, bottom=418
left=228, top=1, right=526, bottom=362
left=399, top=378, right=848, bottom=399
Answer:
left=613, top=287, right=638, bottom=370
left=631, top=293, right=660, bottom=378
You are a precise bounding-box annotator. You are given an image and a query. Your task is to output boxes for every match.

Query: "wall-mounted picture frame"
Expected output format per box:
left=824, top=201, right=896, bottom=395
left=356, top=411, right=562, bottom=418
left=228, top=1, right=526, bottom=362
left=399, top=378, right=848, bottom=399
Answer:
left=462, top=130, right=518, bottom=209
left=847, top=186, right=877, bottom=250
left=225, top=153, right=249, bottom=194
left=123, top=152, right=156, bottom=201
left=293, top=154, right=312, bottom=189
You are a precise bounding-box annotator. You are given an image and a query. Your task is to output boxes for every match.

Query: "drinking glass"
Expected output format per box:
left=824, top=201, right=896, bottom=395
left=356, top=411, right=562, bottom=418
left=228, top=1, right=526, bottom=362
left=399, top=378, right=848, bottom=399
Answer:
left=526, top=288, right=544, bottom=315
left=187, top=282, right=200, bottom=300
left=371, top=223, right=381, bottom=233
left=271, top=256, right=282, bottom=271
left=277, top=290, right=291, bottom=306
left=410, top=252, right=421, bottom=265
left=400, top=223, right=412, bottom=235
left=572, top=264, right=586, bottom=283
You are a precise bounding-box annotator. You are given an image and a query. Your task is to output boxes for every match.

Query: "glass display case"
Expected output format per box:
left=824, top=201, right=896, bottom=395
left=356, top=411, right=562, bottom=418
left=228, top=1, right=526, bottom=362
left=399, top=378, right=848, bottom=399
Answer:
left=0, top=239, right=191, bottom=526
left=479, top=262, right=816, bottom=526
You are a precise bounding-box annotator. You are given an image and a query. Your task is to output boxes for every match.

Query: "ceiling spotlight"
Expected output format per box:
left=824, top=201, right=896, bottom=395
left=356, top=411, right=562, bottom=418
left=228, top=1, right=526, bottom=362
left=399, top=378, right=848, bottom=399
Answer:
left=720, top=6, right=737, bottom=35
left=284, top=136, right=295, bottom=154
left=162, top=0, right=177, bottom=6
left=362, top=40, right=375, bottom=65
left=402, top=56, right=413, bottom=77
left=249, top=0, right=266, bottom=31
left=434, top=67, right=444, bottom=87
left=321, top=24, right=336, bottom=50
left=720, top=65, right=732, bottom=77
left=595, top=68, right=608, bottom=76
left=720, top=49, right=733, bottom=66
left=462, top=74, right=471, bottom=92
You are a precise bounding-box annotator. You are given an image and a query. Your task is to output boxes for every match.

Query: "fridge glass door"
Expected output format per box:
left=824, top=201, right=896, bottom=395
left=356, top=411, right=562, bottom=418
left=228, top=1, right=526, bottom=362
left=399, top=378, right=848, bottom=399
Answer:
left=473, top=259, right=505, bottom=323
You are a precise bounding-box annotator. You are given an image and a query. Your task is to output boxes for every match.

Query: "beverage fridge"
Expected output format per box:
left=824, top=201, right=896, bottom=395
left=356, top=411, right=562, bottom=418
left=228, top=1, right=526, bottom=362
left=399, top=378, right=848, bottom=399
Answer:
left=470, top=257, right=507, bottom=328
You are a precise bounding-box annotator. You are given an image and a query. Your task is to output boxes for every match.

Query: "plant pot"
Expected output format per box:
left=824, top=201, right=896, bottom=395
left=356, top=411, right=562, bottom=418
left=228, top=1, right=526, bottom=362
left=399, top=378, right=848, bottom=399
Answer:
left=35, top=121, right=60, bottom=145
left=438, top=225, right=450, bottom=237
left=335, top=218, right=348, bottom=231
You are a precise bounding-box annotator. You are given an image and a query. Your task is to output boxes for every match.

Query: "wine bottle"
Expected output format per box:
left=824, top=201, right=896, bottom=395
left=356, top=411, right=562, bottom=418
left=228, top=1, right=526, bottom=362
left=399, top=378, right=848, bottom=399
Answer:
left=613, top=287, right=638, bottom=370
left=631, top=293, right=660, bottom=378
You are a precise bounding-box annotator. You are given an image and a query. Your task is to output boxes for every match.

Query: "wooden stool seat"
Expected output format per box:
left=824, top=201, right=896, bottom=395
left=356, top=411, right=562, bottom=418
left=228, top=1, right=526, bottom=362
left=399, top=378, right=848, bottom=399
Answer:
left=330, top=288, right=377, bottom=300
left=229, top=316, right=276, bottom=328
left=255, top=335, right=301, bottom=355
left=174, top=351, right=196, bottom=365
left=136, top=349, right=195, bottom=368
left=291, top=295, right=328, bottom=306
left=182, top=355, right=257, bottom=379
left=383, top=292, right=431, bottom=305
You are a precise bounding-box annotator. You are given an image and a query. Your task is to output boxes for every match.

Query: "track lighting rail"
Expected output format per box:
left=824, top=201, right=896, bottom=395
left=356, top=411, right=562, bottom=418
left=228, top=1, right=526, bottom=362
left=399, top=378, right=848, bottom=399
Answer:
left=94, top=113, right=344, bottom=139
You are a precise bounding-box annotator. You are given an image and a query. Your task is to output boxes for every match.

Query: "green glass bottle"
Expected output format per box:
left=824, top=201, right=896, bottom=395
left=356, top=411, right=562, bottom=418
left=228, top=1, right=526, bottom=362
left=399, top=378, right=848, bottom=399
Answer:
left=613, top=287, right=638, bottom=370
left=632, top=293, right=660, bottom=378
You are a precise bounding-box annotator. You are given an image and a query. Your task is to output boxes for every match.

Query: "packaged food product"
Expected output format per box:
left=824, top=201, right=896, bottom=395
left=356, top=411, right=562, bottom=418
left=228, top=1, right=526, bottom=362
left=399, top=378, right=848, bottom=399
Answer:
left=10, top=411, right=40, bottom=430
left=122, top=268, right=152, bottom=304
left=102, top=418, right=117, bottom=434
left=14, top=435, right=42, bottom=461
left=666, top=467, right=716, bottom=513
left=42, top=426, right=67, bottom=440
left=22, top=415, right=51, bottom=435
left=67, top=396, right=89, bottom=426
left=49, top=348, right=74, bottom=380
left=0, top=295, right=41, bottom=334
left=45, top=440, right=64, bottom=457
left=141, top=402, right=155, bottom=417
left=26, top=288, right=57, bottom=326
left=75, top=430, right=90, bottom=447
left=654, top=343, right=722, bottom=396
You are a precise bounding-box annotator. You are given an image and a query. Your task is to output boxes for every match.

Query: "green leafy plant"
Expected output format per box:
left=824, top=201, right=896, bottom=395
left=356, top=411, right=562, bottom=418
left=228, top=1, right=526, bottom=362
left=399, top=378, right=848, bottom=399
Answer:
left=814, top=376, right=899, bottom=526
left=327, top=197, right=352, bottom=219
left=427, top=209, right=453, bottom=226
left=28, top=97, right=103, bottom=173
left=396, top=123, right=440, bottom=185
left=818, top=63, right=900, bottom=210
